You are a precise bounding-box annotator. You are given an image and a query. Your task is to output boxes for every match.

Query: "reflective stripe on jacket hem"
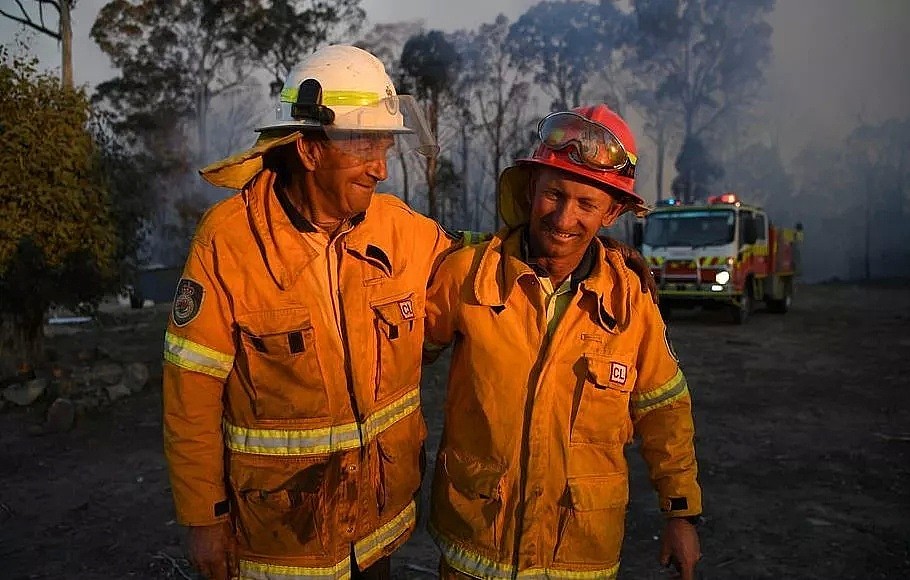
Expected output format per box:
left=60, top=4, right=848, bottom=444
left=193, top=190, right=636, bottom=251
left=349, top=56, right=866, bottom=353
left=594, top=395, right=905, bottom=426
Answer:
left=429, top=525, right=619, bottom=579
left=164, top=331, right=234, bottom=379
left=238, top=557, right=351, bottom=580
left=354, top=500, right=416, bottom=566
left=224, top=387, right=420, bottom=456
left=631, top=369, right=688, bottom=416
left=236, top=501, right=416, bottom=580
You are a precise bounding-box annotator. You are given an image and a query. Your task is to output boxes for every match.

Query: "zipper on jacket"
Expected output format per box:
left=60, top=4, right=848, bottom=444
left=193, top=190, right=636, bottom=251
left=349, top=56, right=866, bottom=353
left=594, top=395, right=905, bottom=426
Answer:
left=327, top=225, right=365, bottom=443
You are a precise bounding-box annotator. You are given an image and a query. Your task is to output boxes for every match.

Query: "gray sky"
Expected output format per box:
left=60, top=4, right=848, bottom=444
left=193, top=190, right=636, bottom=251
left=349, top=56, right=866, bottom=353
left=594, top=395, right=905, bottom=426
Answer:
left=2, top=0, right=908, bottom=160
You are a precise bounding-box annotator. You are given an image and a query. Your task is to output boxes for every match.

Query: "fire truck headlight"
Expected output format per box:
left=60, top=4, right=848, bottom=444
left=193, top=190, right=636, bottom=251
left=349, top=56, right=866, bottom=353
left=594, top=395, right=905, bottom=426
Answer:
left=715, top=270, right=731, bottom=285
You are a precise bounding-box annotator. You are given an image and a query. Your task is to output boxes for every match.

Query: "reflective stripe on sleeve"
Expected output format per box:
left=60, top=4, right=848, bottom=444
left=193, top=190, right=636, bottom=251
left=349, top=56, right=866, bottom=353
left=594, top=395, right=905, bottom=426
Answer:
left=430, top=524, right=619, bottom=579
left=164, top=331, right=234, bottom=379
left=238, top=556, right=351, bottom=580
left=224, top=387, right=420, bottom=456
left=461, top=231, right=491, bottom=246
left=354, top=500, right=416, bottom=567
left=631, top=369, right=689, bottom=416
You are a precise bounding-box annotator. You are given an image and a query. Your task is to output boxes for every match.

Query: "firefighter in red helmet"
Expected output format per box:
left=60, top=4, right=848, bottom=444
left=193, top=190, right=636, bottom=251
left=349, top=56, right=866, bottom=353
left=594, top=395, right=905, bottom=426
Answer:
left=425, top=104, right=703, bottom=579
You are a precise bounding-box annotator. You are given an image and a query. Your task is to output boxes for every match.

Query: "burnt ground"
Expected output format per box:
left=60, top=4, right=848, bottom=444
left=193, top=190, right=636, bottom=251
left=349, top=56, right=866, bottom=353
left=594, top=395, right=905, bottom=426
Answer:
left=1, top=282, right=908, bottom=579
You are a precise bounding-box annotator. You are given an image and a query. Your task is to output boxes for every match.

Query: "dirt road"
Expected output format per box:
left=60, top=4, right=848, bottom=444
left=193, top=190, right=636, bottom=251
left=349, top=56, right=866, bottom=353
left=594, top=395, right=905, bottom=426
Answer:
left=1, top=282, right=908, bottom=579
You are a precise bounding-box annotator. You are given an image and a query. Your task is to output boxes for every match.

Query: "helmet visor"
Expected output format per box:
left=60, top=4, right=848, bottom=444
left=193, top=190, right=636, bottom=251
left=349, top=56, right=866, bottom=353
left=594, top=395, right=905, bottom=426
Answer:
left=538, top=111, right=636, bottom=176
left=325, top=94, right=438, bottom=161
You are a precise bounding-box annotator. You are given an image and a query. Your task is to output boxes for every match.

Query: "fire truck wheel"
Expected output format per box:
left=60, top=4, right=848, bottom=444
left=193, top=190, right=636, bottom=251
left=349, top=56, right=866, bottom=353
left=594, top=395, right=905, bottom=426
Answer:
left=767, top=280, right=793, bottom=314
left=731, top=282, right=753, bottom=324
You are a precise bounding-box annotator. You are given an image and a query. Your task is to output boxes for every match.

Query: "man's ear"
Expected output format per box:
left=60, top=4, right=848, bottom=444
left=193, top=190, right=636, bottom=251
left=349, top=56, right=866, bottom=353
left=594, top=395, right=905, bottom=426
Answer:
left=296, top=138, right=322, bottom=171
left=600, top=199, right=625, bottom=228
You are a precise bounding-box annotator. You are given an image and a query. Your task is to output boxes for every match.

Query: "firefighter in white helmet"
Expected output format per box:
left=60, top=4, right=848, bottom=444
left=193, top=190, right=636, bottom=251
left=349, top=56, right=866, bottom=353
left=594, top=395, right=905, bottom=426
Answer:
left=163, top=44, right=454, bottom=580
left=163, top=44, right=656, bottom=580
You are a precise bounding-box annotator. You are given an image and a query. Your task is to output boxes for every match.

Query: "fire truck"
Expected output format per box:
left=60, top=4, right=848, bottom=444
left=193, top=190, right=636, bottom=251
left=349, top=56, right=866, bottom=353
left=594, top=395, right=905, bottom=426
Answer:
left=637, top=193, right=802, bottom=323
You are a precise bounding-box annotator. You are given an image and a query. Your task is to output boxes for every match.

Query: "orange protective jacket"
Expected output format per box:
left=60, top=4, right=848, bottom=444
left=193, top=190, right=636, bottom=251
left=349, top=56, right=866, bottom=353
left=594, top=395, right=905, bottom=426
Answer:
left=425, top=229, right=701, bottom=579
left=162, top=170, right=455, bottom=578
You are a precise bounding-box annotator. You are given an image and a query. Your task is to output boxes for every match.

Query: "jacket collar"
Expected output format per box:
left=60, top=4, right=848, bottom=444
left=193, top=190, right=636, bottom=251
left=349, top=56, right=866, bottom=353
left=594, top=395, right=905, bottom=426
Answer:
left=578, top=243, right=633, bottom=334
left=473, top=228, right=632, bottom=333
left=245, top=170, right=394, bottom=290
left=520, top=228, right=597, bottom=292
left=473, top=228, right=534, bottom=308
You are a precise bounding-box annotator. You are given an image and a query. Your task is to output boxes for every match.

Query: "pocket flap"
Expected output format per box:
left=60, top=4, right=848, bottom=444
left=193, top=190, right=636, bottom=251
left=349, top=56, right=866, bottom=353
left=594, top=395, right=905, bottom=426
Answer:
left=585, top=356, right=633, bottom=393
left=567, top=475, right=628, bottom=511
left=442, top=450, right=505, bottom=501
left=237, top=307, right=313, bottom=336
left=372, top=293, right=425, bottom=326
left=231, top=458, right=327, bottom=499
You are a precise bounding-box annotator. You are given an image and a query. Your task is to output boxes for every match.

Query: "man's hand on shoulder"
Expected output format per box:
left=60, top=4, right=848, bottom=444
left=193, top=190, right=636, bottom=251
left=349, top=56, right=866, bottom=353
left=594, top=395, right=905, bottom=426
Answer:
left=187, top=520, right=236, bottom=580
left=598, top=236, right=658, bottom=304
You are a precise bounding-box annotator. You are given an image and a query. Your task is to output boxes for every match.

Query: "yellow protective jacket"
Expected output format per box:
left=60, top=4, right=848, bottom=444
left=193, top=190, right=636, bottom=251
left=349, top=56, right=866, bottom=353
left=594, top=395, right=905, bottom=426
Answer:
left=162, top=170, right=455, bottom=579
left=425, top=228, right=701, bottom=579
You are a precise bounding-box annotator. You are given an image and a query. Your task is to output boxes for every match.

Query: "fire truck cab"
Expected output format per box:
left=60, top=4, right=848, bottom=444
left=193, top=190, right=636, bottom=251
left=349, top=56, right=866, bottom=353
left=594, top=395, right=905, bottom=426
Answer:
left=639, top=193, right=802, bottom=323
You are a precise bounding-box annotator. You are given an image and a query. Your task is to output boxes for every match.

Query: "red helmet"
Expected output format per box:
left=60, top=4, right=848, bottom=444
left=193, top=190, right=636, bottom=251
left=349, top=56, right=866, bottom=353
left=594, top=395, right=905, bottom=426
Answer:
left=498, top=104, right=648, bottom=227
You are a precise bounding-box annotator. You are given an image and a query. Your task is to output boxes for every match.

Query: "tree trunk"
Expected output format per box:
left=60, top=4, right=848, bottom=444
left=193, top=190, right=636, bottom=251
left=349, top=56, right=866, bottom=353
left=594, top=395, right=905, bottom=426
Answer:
left=0, top=311, right=46, bottom=374
left=397, top=147, right=409, bottom=205
left=493, top=140, right=502, bottom=231
left=197, top=85, right=208, bottom=164
left=426, top=155, right=438, bottom=220
left=426, top=96, right=439, bottom=220
left=60, top=1, right=73, bottom=88
left=656, top=125, right=666, bottom=202
left=461, top=118, right=469, bottom=229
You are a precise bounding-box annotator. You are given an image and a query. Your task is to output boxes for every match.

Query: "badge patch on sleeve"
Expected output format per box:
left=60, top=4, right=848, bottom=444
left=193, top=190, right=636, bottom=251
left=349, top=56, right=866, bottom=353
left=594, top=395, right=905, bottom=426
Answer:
left=173, top=278, right=204, bottom=327
left=664, top=326, right=679, bottom=362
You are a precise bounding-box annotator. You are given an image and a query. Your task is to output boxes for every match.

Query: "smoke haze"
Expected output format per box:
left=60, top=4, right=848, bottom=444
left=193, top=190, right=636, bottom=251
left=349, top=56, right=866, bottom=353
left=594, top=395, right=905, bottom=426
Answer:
left=3, top=0, right=908, bottom=280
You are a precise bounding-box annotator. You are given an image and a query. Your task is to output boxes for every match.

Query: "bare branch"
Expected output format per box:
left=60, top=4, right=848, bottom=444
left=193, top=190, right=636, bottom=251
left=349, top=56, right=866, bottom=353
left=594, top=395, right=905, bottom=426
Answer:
left=0, top=3, right=61, bottom=40
left=0, top=0, right=61, bottom=40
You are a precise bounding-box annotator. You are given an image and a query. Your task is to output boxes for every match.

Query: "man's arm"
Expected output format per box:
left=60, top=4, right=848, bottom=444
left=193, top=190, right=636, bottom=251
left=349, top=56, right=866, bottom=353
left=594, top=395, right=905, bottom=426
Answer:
left=162, top=241, right=237, bottom=579
left=423, top=243, right=464, bottom=365
left=630, top=294, right=701, bottom=577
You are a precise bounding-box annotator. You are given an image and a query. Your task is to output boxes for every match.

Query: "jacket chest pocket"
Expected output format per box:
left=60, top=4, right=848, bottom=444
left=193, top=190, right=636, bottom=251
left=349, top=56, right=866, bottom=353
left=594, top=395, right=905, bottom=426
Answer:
left=238, top=308, right=328, bottom=420
left=570, top=355, right=636, bottom=445
left=371, top=292, right=425, bottom=403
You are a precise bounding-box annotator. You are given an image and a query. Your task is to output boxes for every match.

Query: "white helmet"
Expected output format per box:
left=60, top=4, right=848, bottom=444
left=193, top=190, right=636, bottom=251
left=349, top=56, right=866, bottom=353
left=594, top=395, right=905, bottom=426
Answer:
left=200, top=45, right=436, bottom=190
left=257, top=45, right=436, bottom=157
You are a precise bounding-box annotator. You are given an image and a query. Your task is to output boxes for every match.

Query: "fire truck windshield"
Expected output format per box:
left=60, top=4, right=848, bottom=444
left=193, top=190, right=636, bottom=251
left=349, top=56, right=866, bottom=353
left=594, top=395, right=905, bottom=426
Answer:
left=644, top=209, right=735, bottom=248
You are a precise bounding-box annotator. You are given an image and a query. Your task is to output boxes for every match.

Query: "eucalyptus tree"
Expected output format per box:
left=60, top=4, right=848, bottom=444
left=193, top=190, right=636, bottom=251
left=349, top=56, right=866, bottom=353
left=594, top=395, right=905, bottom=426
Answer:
left=629, top=0, right=774, bottom=201
left=0, top=0, right=76, bottom=86
left=400, top=30, right=460, bottom=220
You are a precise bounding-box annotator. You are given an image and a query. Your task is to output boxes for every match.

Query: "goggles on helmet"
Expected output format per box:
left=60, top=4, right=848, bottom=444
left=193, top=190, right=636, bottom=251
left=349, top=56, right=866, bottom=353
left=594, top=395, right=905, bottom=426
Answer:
left=537, top=111, right=636, bottom=177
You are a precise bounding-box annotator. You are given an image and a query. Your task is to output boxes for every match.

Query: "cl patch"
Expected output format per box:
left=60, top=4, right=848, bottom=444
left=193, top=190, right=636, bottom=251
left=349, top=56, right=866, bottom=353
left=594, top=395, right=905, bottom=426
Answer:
left=173, top=278, right=204, bottom=327
left=398, top=299, right=415, bottom=320
left=609, top=362, right=628, bottom=385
